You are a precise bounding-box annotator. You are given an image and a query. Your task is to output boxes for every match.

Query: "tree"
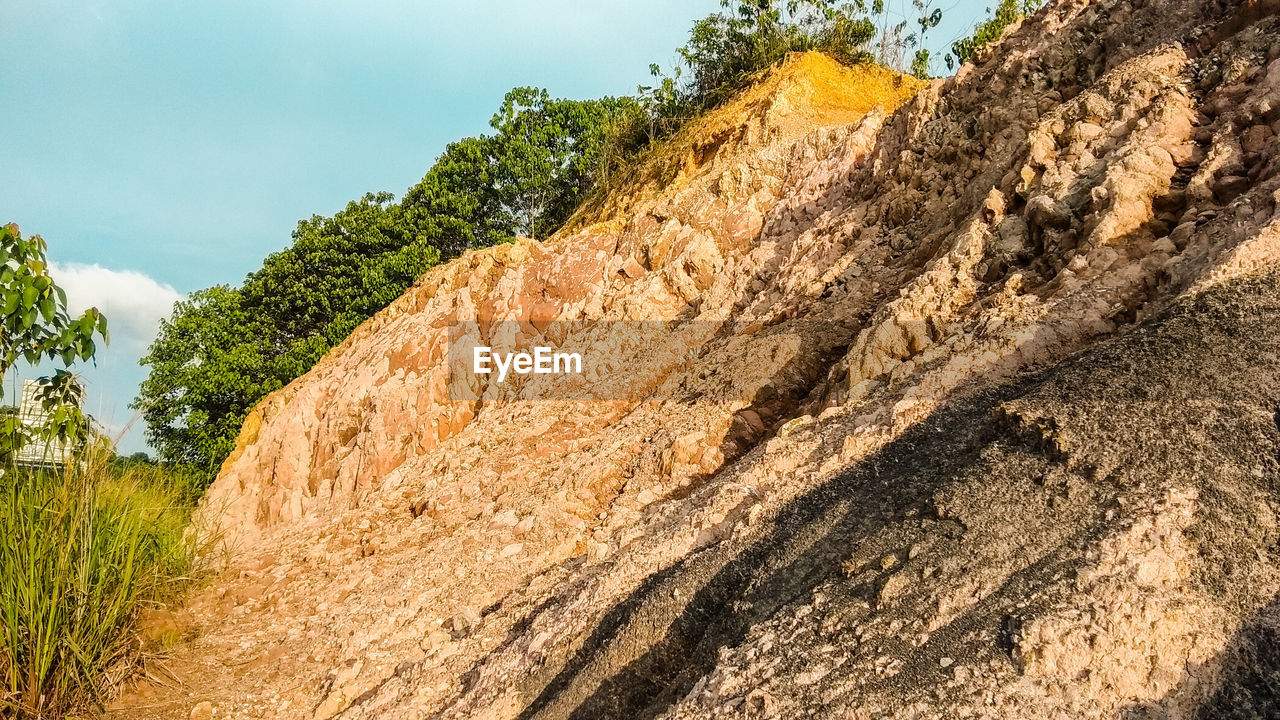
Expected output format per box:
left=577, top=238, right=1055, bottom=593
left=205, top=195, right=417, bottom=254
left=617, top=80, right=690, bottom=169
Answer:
left=0, top=224, right=108, bottom=463
left=402, top=136, right=514, bottom=255
left=136, top=286, right=273, bottom=471
left=242, top=193, right=412, bottom=346
left=488, top=89, right=636, bottom=238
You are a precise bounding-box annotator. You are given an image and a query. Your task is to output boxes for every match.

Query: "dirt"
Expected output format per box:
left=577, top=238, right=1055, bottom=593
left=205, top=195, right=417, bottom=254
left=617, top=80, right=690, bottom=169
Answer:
left=110, top=0, right=1280, bottom=717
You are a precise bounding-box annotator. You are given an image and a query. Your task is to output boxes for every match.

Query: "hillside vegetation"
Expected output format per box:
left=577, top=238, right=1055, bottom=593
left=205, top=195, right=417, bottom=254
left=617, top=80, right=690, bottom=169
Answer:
left=136, top=0, right=1002, bottom=488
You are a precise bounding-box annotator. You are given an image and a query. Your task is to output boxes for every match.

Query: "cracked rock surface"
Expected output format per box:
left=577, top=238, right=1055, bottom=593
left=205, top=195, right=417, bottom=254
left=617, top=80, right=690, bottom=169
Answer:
left=112, top=1, right=1280, bottom=717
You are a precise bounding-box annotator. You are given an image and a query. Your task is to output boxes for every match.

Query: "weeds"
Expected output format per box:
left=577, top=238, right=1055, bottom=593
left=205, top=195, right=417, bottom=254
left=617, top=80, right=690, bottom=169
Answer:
left=0, top=453, right=203, bottom=717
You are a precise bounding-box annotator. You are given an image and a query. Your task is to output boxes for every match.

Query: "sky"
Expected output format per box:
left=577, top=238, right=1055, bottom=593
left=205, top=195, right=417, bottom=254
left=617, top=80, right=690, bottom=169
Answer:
left=0, top=0, right=996, bottom=454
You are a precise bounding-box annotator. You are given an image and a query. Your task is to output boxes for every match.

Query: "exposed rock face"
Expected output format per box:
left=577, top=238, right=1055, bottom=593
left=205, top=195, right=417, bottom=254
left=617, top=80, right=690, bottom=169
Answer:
left=115, top=1, right=1280, bottom=718
left=202, top=54, right=926, bottom=549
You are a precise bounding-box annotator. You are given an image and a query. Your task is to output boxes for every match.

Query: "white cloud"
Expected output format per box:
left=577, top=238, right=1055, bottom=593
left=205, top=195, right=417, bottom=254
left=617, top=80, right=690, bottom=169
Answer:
left=49, top=262, right=183, bottom=351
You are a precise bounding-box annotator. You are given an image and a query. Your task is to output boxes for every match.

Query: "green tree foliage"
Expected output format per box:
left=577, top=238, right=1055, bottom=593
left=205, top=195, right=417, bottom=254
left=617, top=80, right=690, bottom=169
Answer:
left=401, top=136, right=513, bottom=255
left=947, top=0, right=1043, bottom=69
left=243, top=193, right=411, bottom=347
left=489, top=88, right=639, bottom=239
left=136, top=285, right=270, bottom=472
left=909, top=0, right=942, bottom=78
left=0, top=224, right=108, bottom=463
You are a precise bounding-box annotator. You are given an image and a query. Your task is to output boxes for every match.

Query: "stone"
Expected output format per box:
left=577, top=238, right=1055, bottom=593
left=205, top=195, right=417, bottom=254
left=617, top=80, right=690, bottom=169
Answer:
left=1241, top=124, right=1273, bottom=153
left=445, top=608, right=479, bottom=639
left=1214, top=175, right=1250, bottom=203
left=121, top=12, right=1280, bottom=719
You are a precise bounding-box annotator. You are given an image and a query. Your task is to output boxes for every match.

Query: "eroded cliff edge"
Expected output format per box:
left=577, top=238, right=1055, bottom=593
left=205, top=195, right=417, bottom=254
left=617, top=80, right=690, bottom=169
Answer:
left=117, top=0, right=1280, bottom=717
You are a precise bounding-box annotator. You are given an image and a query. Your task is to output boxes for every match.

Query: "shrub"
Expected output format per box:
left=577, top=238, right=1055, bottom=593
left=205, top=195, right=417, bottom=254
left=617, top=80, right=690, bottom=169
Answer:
left=947, top=0, right=1043, bottom=69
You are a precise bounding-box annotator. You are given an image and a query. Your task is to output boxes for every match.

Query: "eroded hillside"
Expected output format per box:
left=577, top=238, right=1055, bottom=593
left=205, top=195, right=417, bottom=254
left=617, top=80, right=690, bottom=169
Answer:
left=114, top=0, right=1280, bottom=717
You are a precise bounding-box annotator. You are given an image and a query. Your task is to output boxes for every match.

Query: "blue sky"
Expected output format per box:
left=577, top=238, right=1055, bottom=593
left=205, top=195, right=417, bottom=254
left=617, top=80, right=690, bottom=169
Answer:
left=1, top=0, right=993, bottom=453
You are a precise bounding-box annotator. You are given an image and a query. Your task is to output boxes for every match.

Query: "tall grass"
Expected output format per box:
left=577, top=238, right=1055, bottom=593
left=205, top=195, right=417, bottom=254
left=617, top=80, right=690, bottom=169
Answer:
left=0, top=453, right=201, bottom=717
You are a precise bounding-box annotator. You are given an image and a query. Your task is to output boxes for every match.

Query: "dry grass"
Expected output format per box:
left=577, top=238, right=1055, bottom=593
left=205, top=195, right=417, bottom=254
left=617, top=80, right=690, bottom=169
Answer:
left=0, top=454, right=206, bottom=717
left=562, top=52, right=927, bottom=235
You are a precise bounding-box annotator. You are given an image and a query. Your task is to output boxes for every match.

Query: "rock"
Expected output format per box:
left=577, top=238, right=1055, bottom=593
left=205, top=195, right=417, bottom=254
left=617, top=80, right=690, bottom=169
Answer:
left=1241, top=124, right=1273, bottom=153
left=312, top=691, right=349, bottom=720
left=621, top=257, right=646, bottom=278
left=1214, top=174, right=1250, bottom=203
left=778, top=415, right=814, bottom=437
left=445, top=608, right=479, bottom=639
left=1027, top=195, right=1071, bottom=229
left=1169, top=221, right=1197, bottom=248
left=189, top=702, right=213, bottom=720
left=132, top=9, right=1280, bottom=720
left=331, top=659, right=362, bottom=689
left=878, top=572, right=912, bottom=606
left=421, top=628, right=452, bottom=654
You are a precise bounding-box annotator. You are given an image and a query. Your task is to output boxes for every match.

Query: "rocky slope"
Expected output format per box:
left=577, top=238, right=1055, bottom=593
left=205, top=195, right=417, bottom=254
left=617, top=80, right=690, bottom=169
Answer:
left=114, top=0, right=1280, bottom=717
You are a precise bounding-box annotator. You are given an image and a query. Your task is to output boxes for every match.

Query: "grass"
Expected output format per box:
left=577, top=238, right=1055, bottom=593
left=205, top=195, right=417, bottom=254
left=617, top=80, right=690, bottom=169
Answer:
left=0, top=453, right=204, bottom=717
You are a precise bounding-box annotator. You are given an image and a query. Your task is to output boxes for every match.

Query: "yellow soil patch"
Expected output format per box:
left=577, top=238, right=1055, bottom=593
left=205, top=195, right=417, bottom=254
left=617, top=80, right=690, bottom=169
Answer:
left=564, top=52, right=927, bottom=233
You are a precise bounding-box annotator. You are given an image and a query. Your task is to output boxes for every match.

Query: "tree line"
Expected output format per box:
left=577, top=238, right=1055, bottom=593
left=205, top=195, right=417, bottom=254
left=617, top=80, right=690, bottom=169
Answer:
left=135, top=0, right=1039, bottom=488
